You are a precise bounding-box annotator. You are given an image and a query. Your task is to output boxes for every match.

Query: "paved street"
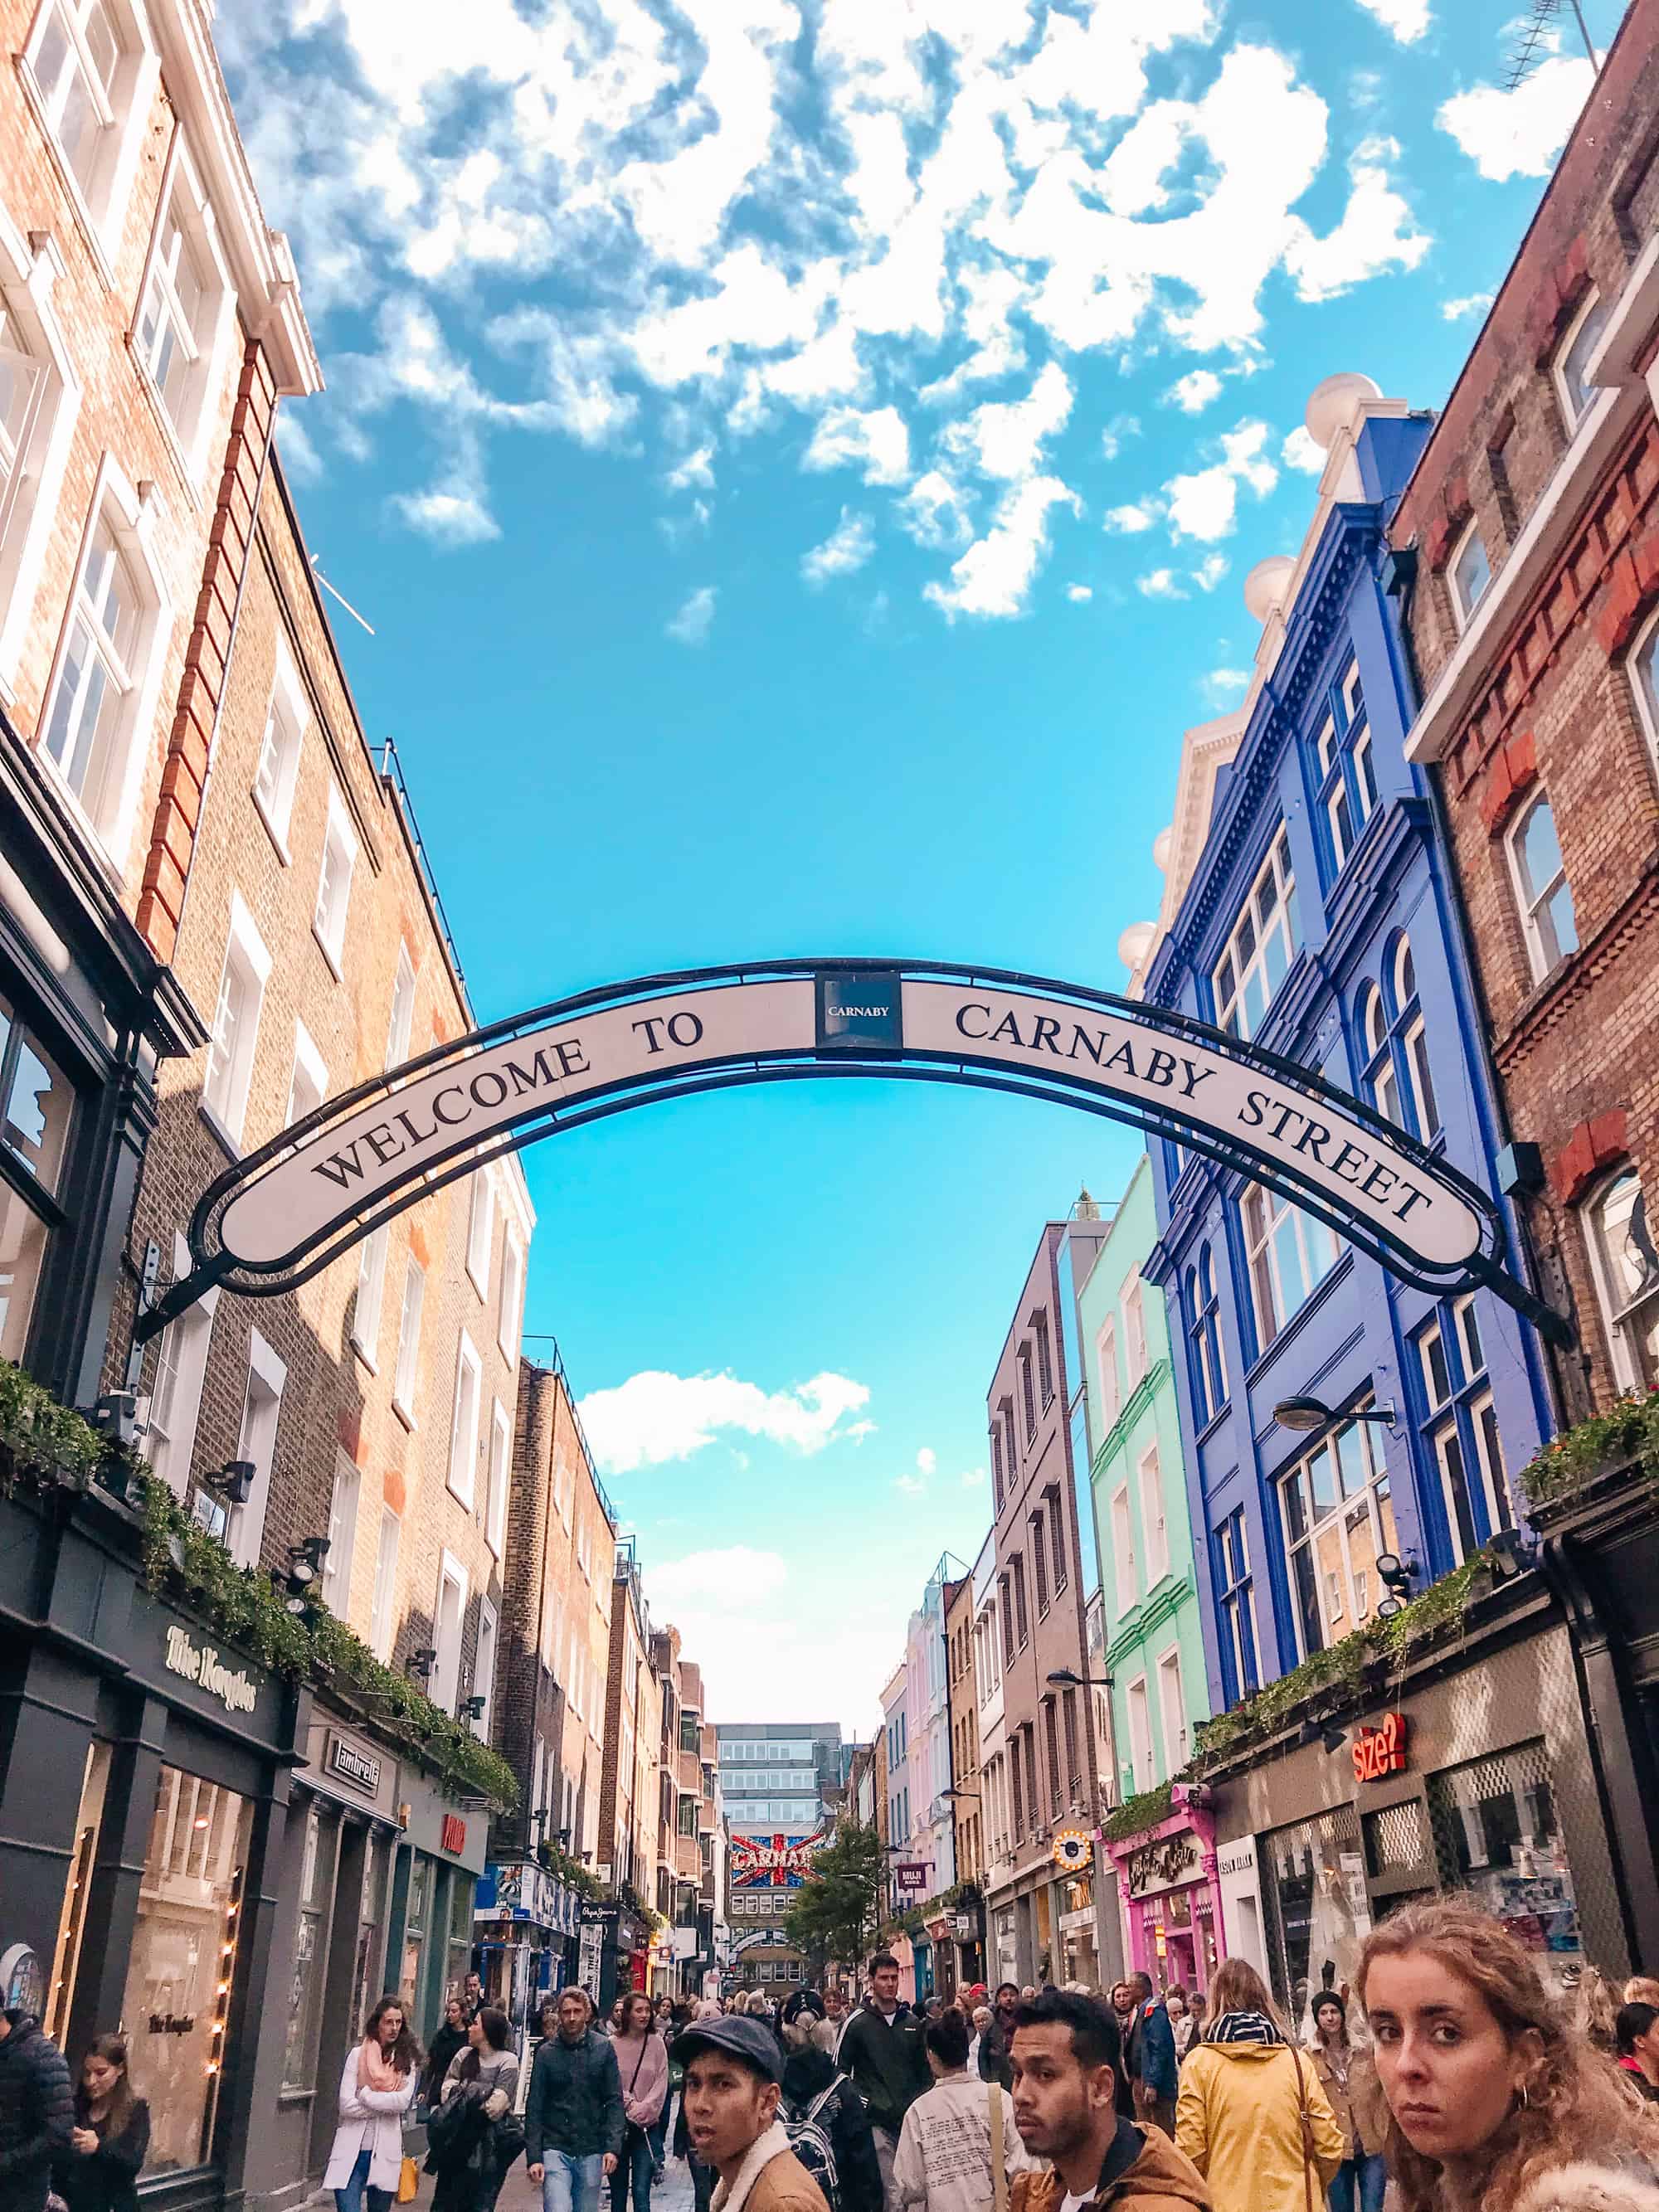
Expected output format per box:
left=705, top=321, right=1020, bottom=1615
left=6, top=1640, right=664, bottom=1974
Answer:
left=492, top=2158, right=698, bottom=2212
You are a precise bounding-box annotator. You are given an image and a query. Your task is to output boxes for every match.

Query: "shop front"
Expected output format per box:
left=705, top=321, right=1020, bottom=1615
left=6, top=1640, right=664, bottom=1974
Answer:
left=0, top=1482, right=299, bottom=2212
left=1205, top=1582, right=1624, bottom=2030
left=1102, top=1800, right=1222, bottom=1996
left=472, top=1858, right=582, bottom=2051
left=391, top=1764, right=489, bottom=2048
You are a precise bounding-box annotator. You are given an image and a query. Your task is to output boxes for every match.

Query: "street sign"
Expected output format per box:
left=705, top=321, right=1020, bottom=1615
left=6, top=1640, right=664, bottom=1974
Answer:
left=895, top=1863, right=928, bottom=1894
left=138, top=957, right=1556, bottom=1345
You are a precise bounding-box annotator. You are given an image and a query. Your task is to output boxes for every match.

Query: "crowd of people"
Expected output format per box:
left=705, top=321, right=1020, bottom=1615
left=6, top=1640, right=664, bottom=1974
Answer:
left=8, top=1903, right=1659, bottom=2212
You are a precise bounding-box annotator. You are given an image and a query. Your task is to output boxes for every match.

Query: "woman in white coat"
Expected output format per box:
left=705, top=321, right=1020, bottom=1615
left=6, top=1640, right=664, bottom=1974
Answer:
left=324, top=1996, right=421, bottom=2212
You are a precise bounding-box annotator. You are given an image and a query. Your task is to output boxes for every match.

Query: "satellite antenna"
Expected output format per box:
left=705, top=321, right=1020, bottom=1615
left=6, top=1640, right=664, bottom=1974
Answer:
left=309, top=554, right=376, bottom=636
left=1506, top=0, right=1599, bottom=90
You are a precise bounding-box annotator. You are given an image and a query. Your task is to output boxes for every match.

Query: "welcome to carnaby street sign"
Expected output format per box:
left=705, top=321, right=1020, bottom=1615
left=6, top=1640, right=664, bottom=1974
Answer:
left=137, top=959, right=1559, bottom=1343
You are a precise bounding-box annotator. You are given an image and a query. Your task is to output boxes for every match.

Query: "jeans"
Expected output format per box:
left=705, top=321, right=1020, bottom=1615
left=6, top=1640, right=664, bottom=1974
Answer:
left=873, top=2127, right=900, bottom=2212
left=1328, top=2154, right=1388, bottom=2212
left=336, top=2147, right=392, bottom=2212
left=611, top=2127, right=654, bottom=2212
left=542, top=2151, right=606, bottom=2212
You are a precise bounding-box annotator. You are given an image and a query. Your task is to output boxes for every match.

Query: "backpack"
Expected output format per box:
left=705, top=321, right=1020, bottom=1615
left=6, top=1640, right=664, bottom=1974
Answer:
left=782, top=2076, right=844, bottom=2212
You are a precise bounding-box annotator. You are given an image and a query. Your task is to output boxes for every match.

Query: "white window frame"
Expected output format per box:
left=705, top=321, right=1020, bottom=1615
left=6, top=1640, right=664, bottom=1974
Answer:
left=352, top=1224, right=388, bottom=1368
left=466, top=1170, right=494, bottom=1299
left=39, top=456, right=172, bottom=860
left=486, top=1399, right=510, bottom=1558
left=446, top=1330, right=481, bottom=1507
left=285, top=1018, right=327, bottom=1130
left=431, top=1549, right=469, bottom=1714
left=202, top=889, right=270, bottom=1149
left=227, top=1327, right=286, bottom=1569
left=321, top=1449, right=360, bottom=1616
left=1125, top=1675, right=1153, bottom=1795
left=1211, top=826, right=1298, bottom=1040
left=312, top=784, right=358, bottom=976
left=1278, top=1406, right=1397, bottom=1659
left=472, top=1597, right=499, bottom=1739
left=1449, top=515, right=1491, bottom=631
left=1156, top=1645, right=1186, bottom=1774
left=498, top=1230, right=523, bottom=1364
left=1418, top=1318, right=1452, bottom=1413
left=1506, top=790, right=1577, bottom=983
left=1467, top=1388, right=1507, bottom=1538
left=143, top=1232, right=217, bottom=1497
left=1111, top=1483, right=1136, bottom=1617
left=1095, top=1318, right=1119, bottom=1427
left=392, top=1254, right=424, bottom=1422
left=0, top=211, right=80, bottom=698
left=1243, top=1181, right=1340, bottom=1348
left=386, top=942, right=416, bottom=1068
left=130, top=132, right=236, bottom=482
left=1551, top=286, right=1608, bottom=434
left=1122, top=1281, right=1146, bottom=1385
left=1454, top=1293, right=1485, bottom=1381
left=1581, top=1166, right=1659, bottom=1393
left=1138, top=1443, right=1169, bottom=1585
left=252, top=629, right=307, bottom=862
left=1433, top=1415, right=1484, bottom=1567
left=1628, top=604, right=1659, bottom=775
left=19, top=0, right=158, bottom=278
left=1362, top=985, right=1402, bottom=1126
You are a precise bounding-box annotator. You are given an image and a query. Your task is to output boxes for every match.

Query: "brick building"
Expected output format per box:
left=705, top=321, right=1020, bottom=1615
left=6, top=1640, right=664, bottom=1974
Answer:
left=598, top=1535, right=664, bottom=1996
left=1389, top=0, right=1659, bottom=1422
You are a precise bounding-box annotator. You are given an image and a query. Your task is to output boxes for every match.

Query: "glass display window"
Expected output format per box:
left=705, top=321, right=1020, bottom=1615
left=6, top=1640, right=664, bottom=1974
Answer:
left=1262, top=1806, right=1372, bottom=2040
left=46, top=1741, right=109, bottom=2045
left=1428, top=1743, right=1583, bottom=1989
left=119, top=1764, right=252, bottom=2174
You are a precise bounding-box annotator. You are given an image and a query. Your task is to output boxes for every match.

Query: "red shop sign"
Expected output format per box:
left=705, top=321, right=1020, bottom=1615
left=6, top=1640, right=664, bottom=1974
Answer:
left=1352, top=1714, right=1408, bottom=1783
left=440, top=1812, right=468, bottom=1855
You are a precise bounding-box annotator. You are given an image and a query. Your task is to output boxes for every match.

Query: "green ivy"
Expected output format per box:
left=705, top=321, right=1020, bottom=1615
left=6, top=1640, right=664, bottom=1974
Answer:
left=0, top=1360, right=516, bottom=1811
left=1517, top=1386, right=1659, bottom=1505
left=539, top=1840, right=604, bottom=1899
left=1102, top=1782, right=1176, bottom=1845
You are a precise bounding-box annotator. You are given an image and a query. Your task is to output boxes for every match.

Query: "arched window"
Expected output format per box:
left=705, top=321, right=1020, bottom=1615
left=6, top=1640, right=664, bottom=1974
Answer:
left=1359, top=937, right=1438, bottom=1141
left=1582, top=1167, right=1659, bottom=1391
left=1186, top=1243, right=1226, bottom=1427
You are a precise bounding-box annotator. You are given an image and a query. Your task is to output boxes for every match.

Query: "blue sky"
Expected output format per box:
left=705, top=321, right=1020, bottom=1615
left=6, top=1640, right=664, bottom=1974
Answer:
left=224, top=0, right=1620, bottom=1734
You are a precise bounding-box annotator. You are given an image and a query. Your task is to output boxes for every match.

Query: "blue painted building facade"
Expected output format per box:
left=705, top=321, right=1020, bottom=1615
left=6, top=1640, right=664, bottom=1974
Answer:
left=1141, top=402, right=1555, bottom=1715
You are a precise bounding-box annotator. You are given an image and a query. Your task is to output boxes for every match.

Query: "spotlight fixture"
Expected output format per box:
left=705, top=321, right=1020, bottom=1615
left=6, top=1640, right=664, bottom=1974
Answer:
left=407, top=1647, right=438, bottom=1681
left=206, top=1460, right=257, bottom=1505
left=461, top=1694, right=488, bottom=1721
left=1376, top=1551, right=1418, bottom=1602
left=1488, top=1529, right=1540, bottom=1582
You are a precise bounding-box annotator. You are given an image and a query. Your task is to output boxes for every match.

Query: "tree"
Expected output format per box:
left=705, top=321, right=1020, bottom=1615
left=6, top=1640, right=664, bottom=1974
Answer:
left=781, top=1821, right=886, bottom=1981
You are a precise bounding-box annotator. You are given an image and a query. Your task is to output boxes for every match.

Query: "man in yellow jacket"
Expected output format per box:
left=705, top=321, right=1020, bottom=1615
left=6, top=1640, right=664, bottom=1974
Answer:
left=1009, top=1989, right=1213, bottom=2212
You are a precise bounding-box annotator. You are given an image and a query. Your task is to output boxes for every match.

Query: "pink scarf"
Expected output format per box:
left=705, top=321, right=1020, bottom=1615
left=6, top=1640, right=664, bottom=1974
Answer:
left=361, top=2037, right=405, bottom=2093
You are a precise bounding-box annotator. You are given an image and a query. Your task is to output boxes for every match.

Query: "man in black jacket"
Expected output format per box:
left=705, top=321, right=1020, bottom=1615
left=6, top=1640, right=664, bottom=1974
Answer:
left=0, top=2010, right=74, bottom=2212
left=834, top=1957, right=928, bottom=2212
left=976, top=1985, right=1020, bottom=2091
left=525, top=1991, right=625, bottom=2212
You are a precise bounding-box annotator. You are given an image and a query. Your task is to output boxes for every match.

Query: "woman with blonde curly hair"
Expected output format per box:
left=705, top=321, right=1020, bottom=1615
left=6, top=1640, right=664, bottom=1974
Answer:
left=1358, top=1898, right=1659, bottom=2212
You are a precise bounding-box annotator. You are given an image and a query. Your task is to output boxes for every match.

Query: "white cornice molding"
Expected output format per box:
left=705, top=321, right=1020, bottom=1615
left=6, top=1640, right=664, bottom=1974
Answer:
left=149, top=0, right=322, bottom=397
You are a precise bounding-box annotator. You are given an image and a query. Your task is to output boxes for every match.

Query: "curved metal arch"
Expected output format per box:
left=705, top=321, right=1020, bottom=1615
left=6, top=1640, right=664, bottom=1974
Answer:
left=134, top=958, right=1565, bottom=1347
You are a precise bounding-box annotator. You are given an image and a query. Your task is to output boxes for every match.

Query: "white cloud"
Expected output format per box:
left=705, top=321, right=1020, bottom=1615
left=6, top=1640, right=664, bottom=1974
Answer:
left=649, top=1546, right=791, bottom=1610
left=1137, top=567, right=1187, bottom=600
left=277, top=415, right=324, bottom=484
left=1284, top=136, right=1429, bottom=302
left=801, top=508, right=876, bottom=585
left=916, top=1446, right=937, bottom=1475
left=962, top=1466, right=986, bottom=1486
left=1353, top=0, right=1430, bottom=42
left=665, top=585, right=717, bottom=644
left=1068, top=583, right=1093, bottom=602
left=1194, top=552, right=1229, bottom=591
left=1104, top=503, right=1157, bottom=535
left=1437, top=53, right=1593, bottom=182
left=901, top=470, right=975, bottom=551
left=392, top=462, right=500, bottom=547
left=924, top=476, right=1080, bottom=621
left=1201, top=666, right=1252, bottom=704
left=804, top=406, right=911, bottom=486
left=578, top=1366, right=872, bottom=1472
left=941, top=362, right=1074, bottom=483
left=1101, top=416, right=1142, bottom=462
left=1282, top=424, right=1326, bottom=475
left=1443, top=292, right=1494, bottom=323
left=893, top=1473, right=927, bottom=1496
left=1165, top=420, right=1278, bottom=542
left=1165, top=370, right=1223, bottom=415
left=665, top=445, right=716, bottom=492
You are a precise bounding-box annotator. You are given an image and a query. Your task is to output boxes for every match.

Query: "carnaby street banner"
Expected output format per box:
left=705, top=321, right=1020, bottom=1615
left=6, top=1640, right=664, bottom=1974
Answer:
left=729, top=1826, right=830, bottom=1889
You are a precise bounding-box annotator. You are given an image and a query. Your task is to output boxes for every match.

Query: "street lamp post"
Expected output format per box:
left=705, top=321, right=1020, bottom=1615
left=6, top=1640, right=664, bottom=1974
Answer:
left=1044, top=1669, right=1122, bottom=1986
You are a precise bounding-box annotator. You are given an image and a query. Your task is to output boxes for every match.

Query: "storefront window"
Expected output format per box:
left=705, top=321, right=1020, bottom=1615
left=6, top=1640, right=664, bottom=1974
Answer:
left=1262, top=1807, right=1371, bottom=2039
left=46, top=1743, right=109, bottom=2045
left=0, top=998, right=73, bottom=1362
left=400, top=1854, right=429, bottom=2020
left=1428, top=1743, right=1583, bottom=1986
left=353, top=1837, right=386, bottom=2035
left=120, top=1764, right=252, bottom=2175
left=282, top=1806, right=328, bottom=2093
left=446, top=1872, right=474, bottom=2016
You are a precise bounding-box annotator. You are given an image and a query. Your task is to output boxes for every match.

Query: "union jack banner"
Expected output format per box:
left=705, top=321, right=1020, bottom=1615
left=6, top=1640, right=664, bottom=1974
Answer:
left=728, top=1826, right=830, bottom=1888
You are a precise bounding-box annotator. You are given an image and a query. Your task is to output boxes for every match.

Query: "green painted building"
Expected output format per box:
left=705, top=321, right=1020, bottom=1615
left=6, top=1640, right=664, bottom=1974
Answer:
left=1076, top=1156, right=1209, bottom=1804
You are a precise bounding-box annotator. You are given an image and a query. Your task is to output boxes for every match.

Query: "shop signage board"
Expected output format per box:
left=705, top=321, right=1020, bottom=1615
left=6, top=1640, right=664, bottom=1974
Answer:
left=1126, top=1832, right=1203, bottom=1899
left=729, top=1825, right=830, bottom=1889
left=328, top=1733, right=382, bottom=1793
left=139, top=960, right=1560, bottom=1349
left=162, top=1625, right=259, bottom=1715
left=895, top=1862, right=929, bottom=1894
left=474, top=1860, right=581, bottom=1934
left=1053, top=1827, right=1093, bottom=1873
left=1352, top=1714, right=1409, bottom=1782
